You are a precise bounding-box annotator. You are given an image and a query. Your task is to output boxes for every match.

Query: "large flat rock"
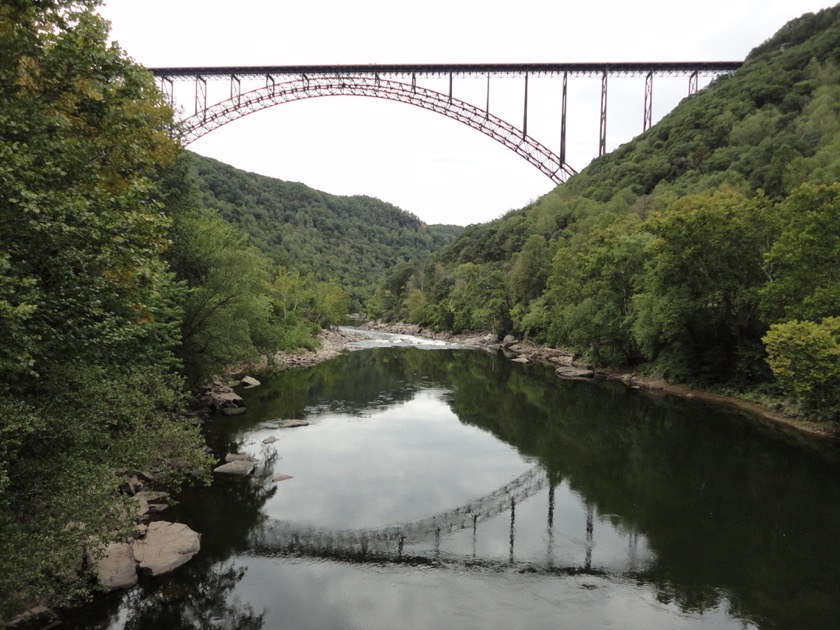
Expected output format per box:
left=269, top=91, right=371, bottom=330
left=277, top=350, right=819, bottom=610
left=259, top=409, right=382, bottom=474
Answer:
left=208, top=390, right=245, bottom=410
left=132, top=521, right=200, bottom=577
left=555, top=366, right=594, bottom=379
left=213, top=459, right=255, bottom=476
left=95, top=542, right=138, bottom=592
left=279, top=419, right=309, bottom=428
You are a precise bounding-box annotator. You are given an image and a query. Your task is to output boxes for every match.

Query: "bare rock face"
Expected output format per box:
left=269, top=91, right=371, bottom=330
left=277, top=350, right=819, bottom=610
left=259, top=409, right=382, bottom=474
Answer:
left=95, top=542, right=138, bottom=592
left=132, top=521, right=200, bottom=577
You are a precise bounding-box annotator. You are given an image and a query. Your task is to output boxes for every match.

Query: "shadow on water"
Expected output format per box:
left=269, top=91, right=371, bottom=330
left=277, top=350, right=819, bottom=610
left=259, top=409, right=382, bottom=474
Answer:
left=63, top=345, right=840, bottom=629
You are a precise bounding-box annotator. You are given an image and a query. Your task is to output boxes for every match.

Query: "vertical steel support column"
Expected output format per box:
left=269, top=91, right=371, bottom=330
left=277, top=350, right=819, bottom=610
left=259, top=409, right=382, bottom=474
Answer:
left=643, top=71, right=653, bottom=132
left=688, top=70, right=699, bottom=95
left=195, top=75, right=207, bottom=123
left=546, top=483, right=555, bottom=568
left=472, top=513, right=478, bottom=559
left=230, top=74, right=241, bottom=107
left=560, top=72, right=568, bottom=165
left=522, top=72, right=529, bottom=139
left=265, top=74, right=275, bottom=95
left=448, top=72, right=453, bottom=104
left=585, top=504, right=594, bottom=570
left=485, top=74, right=490, bottom=119
left=159, top=77, right=174, bottom=109
left=509, top=498, right=516, bottom=564
left=599, top=71, right=608, bottom=157
left=411, top=72, right=417, bottom=93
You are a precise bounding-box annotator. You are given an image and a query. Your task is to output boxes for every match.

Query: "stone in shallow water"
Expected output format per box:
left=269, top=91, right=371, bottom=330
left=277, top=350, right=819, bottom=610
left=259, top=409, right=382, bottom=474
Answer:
left=213, top=460, right=255, bottom=476
left=554, top=366, right=594, bottom=379
left=132, top=521, right=200, bottom=577
left=95, top=542, right=137, bottom=592
left=273, top=473, right=294, bottom=482
left=241, top=375, right=261, bottom=388
left=279, top=419, right=309, bottom=428
left=262, top=435, right=278, bottom=444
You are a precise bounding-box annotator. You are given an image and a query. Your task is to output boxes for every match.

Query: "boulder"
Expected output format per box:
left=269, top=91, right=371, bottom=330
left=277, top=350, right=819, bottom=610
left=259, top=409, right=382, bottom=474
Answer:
left=224, top=452, right=257, bottom=463
left=511, top=356, right=530, bottom=364
left=502, top=335, right=518, bottom=348
left=221, top=406, right=247, bottom=417
left=125, top=474, right=144, bottom=496
left=95, top=542, right=137, bottom=592
left=555, top=366, right=594, bottom=379
left=208, top=390, right=245, bottom=410
left=279, top=419, right=309, bottom=428
left=262, top=435, right=278, bottom=444
left=548, top=354, right=575, bottom=367
left=132, top=521, right=200, bottom=577
left=213, top=459, right=255, bottom=476
left=241, top=375, right=261, bottom=389
left=273, top=473, right=294, bottom=482
left=134, top=494, right=150, bottom=520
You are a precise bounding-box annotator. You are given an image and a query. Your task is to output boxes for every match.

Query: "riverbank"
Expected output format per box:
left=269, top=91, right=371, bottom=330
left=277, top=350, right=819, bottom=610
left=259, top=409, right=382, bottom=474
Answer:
left=271, top=327, right=368, bottom=368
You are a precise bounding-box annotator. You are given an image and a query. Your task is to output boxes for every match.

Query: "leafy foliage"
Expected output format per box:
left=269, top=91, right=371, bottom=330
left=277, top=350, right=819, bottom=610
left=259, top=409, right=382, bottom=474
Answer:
left=763, top=318, right=840, bottom=418
left=0, top=1, right=215, bottom=616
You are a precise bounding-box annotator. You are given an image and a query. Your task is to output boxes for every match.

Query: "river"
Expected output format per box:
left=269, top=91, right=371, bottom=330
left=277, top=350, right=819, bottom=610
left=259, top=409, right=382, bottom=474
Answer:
left=63, top=330, right=840, bottom=629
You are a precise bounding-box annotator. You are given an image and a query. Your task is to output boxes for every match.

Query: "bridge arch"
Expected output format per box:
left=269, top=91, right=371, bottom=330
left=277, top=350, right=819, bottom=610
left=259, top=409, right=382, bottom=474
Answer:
left=177, top=75, right=578, bottom=185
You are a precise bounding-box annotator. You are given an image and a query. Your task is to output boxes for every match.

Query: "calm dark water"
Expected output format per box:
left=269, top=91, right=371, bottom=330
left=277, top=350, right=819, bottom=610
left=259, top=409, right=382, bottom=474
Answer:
left=64, top=334, right=840, bottom=629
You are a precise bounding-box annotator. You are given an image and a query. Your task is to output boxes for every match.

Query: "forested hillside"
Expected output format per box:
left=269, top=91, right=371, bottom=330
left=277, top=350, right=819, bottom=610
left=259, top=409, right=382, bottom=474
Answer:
left=188, top=154, right=462, bottom=308
left=374, top=6, right=840, bottom=420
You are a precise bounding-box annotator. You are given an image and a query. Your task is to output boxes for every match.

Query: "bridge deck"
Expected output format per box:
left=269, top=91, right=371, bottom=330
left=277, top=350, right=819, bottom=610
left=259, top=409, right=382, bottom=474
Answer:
left=150, top=61, right=742, bottom=81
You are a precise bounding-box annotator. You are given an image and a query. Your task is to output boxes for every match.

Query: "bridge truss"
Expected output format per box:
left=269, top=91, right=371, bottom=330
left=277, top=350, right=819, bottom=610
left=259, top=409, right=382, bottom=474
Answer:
left=151, top=62, right=741, bottom=184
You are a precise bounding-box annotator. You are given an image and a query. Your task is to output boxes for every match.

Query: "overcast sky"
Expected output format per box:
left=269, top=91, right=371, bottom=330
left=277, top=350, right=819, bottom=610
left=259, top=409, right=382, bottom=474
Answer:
left=100, top=1, right=836, bottom=226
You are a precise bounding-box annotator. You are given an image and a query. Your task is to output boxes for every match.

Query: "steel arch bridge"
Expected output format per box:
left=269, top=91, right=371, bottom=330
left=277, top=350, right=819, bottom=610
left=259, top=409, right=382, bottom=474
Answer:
left=151, top=62, right=742, bottom=186
left=176, top=75, right=577, bottom=185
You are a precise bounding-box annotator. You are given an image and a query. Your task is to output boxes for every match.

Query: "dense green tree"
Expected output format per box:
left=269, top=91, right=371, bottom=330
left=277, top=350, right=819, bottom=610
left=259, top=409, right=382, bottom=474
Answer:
left=760, top=182, right=840, bottom=323
left=763, top=317, right=840, bottom=419
left=0, top=1, right=211, bottom=616
left=632, top=187, right=774, bottom=382
left=166, top=208, right=282, bottom=385
left=0, top=1, right=182, bottom=387
left=543, top=219, right=652, bottom=364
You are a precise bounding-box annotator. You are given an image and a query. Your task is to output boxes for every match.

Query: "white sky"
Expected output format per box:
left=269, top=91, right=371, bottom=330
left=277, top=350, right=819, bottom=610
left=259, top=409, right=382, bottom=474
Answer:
left=100, top=0, right=837, bottom=226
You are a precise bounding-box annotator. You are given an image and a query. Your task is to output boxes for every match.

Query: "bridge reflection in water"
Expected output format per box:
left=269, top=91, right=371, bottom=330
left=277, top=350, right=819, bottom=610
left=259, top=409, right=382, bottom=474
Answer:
left=250, top=465, right=648, bottom=577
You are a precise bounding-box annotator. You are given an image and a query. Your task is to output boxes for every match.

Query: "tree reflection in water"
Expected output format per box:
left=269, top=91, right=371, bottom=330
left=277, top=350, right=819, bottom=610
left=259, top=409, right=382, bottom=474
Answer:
left=120, top=562, right=265, bottom=630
